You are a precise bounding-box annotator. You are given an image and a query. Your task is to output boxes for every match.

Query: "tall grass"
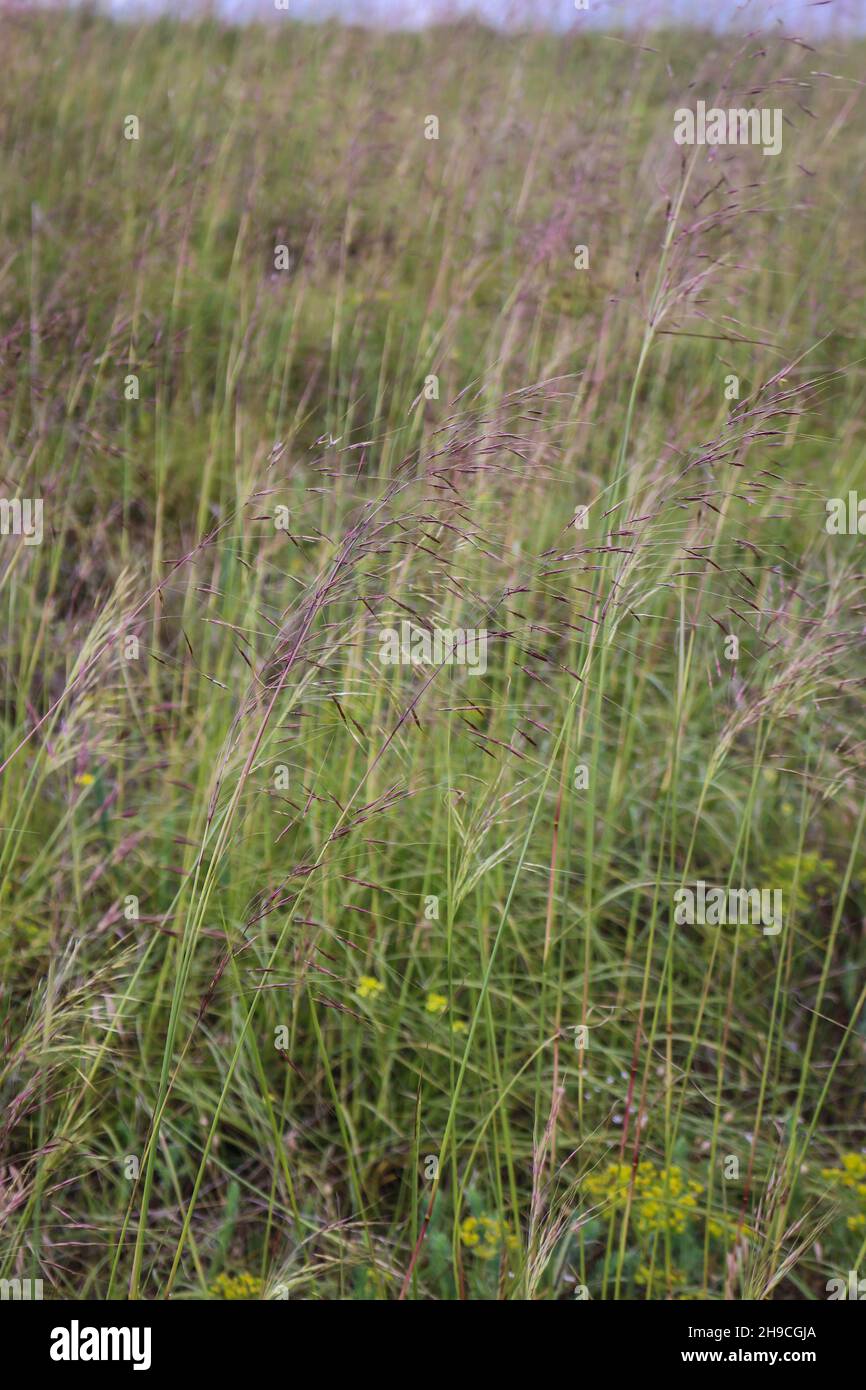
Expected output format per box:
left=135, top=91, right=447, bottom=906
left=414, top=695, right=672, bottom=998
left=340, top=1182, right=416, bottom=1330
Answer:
left=1, top=6, right=866, bottom=1300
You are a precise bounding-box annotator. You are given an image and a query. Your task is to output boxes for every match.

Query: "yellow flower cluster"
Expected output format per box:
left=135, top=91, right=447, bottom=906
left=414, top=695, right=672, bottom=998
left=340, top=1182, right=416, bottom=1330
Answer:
left=425, top=992, right=447, bottom=1014
left=357, top=975, right=384, bottom=1000
left=459, top=1214, right=519, bottom=1260
left=583, top=1161, right=704, bottom=1235
left=209, top=1271, right=263, bottom=1300
left=821, top=1152, right=866, bottom=1231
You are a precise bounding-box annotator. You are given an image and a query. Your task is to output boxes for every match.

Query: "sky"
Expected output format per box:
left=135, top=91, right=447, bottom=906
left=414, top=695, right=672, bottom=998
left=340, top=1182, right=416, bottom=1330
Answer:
left=88, top=0, right=866, bottom=35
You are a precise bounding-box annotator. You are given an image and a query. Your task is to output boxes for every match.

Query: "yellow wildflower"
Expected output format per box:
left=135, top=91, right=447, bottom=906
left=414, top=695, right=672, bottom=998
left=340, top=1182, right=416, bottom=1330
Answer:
left=357, top=975, right=384, bottom=1000
left=210, top=1271, right=263, bottom=1300
left=459, top=1213, right=518, bottom=1260
left=583, top=1160, right=705, bottom=1237
left=822, top=1152, right=866, bottom=1190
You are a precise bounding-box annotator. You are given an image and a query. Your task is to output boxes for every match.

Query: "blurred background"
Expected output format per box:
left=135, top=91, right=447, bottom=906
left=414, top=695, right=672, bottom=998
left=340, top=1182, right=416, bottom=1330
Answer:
left=36, top=0, right=866, bottom=35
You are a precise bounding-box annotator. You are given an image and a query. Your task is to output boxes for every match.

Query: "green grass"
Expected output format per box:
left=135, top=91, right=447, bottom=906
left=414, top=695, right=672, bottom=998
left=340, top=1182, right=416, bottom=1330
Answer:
left=2, top=6, right=866, bottom=1300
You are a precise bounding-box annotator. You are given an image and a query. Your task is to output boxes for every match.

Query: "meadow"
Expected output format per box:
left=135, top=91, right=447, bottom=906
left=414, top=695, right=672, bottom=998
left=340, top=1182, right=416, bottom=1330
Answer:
left=1, top=4, right=866, bottom=1300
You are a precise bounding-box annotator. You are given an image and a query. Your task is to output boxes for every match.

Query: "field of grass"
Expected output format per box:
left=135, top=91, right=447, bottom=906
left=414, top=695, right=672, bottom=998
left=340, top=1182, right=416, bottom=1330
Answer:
left=2, top=5, right=866, bottom=1301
